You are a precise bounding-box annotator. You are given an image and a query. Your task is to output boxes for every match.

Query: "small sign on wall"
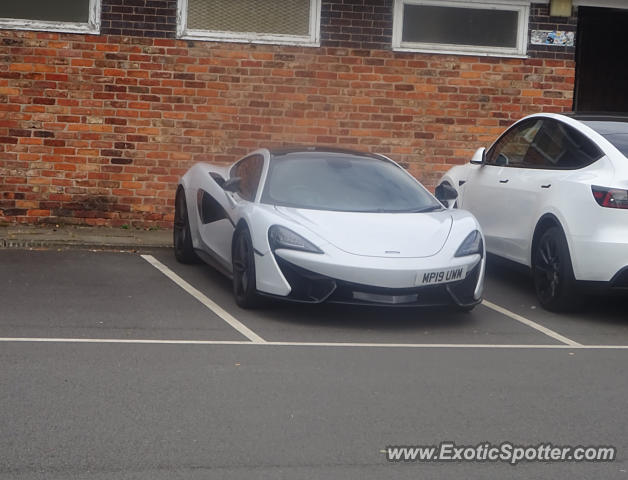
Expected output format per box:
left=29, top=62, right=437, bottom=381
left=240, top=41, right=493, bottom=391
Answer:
left=531, top=30, right=575, bottom=46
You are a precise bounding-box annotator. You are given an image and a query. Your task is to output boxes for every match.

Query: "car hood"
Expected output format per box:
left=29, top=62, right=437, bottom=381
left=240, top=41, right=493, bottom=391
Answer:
left=274, top=206, right=453, bottom=258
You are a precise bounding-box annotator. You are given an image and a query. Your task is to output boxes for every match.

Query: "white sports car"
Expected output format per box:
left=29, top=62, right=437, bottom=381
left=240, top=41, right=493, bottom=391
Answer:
left=439, top=113, right=628, bottom=311
left=174, top=147, right=485, bottom=309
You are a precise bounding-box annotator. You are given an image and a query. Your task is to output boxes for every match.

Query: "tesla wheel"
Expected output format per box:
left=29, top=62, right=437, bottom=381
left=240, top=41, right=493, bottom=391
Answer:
left=232, top=227, right=260, bottom=309
left=533, top=226, right=579, bottom=312
left=173, top=189, right=199, bottom=264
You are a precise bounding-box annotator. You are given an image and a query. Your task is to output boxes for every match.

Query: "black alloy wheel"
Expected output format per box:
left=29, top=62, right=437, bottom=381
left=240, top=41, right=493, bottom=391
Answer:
left=533, top=226, right=579, bottom=312
left=173, top=189, right=199, bottom=264
left=232, top=227, right=260, bottom=309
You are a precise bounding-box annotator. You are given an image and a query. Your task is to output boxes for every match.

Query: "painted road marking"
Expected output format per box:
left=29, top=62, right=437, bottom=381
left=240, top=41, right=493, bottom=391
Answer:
left=482, top=299, right=581, bottom=347
left=141, top=254, right=266, bottom=344
left=0, top=337, right=626, bottom=349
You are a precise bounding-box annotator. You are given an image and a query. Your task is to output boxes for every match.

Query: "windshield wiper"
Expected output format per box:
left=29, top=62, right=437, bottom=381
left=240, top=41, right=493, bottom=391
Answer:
left=407, top=205, right=443, bottom=213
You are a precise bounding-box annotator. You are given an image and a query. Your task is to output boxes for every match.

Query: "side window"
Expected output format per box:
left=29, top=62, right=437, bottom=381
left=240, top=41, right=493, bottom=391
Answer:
left=523, top=120, right=603, bottom=169
left=486, top=119, right=543, bottom=167
left=231, top=155, right=264, bottom=202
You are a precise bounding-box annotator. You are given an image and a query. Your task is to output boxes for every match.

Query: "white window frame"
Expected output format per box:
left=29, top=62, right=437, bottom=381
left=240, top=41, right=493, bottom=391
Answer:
left=392, top=0, right=529, bottom=58
left=177, top=0, right=321, bottom=47
left=0, top=0, right=101, bottom=34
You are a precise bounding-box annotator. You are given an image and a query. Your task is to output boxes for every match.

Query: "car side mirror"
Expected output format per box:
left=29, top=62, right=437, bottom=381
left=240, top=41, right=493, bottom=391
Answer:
left=435, top=183, right=458, bottom=204
left=470, top=147, right=486, bottom=165
left=222, top=176, right=242, bottom=193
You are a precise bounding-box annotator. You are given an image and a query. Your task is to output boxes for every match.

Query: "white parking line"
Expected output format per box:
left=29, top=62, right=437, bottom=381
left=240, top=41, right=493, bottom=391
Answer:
left=141, top=254, right=266, bottom=344
left=0, top=337, right=626, bottom=349
left=481, top=300, right=581, bottom=347
left=143, top=254, right=579, bottom=348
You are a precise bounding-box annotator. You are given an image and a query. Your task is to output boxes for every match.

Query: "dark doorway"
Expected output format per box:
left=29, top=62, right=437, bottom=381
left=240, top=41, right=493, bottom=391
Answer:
left=574, top=7, right=628, bottom=112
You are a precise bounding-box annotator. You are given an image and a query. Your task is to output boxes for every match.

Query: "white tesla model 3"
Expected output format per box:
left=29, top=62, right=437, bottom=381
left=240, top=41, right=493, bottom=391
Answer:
left=439, top=113, right=628, bottom=311
left=174, top=147, right=485, bottom=309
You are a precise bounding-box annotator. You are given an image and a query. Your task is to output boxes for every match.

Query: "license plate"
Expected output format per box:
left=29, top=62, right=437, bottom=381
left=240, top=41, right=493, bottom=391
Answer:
left=417, top=267, right=466, bottom=286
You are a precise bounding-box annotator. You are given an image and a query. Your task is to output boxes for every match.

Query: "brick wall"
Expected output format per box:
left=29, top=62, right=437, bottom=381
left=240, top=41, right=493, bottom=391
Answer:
left=0, top=1, right=576, bottom=227
left=528, top=3, right=577, bottom=60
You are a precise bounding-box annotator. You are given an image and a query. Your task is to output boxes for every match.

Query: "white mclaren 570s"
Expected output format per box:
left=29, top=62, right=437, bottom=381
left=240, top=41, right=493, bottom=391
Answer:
left=174, top=147, right=485, bottom=309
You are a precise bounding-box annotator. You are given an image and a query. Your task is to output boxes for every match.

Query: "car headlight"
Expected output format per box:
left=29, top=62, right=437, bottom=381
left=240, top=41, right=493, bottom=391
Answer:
left=455, top=230, right=483, bottom=257
left=268, top=225, right=323, bottom=254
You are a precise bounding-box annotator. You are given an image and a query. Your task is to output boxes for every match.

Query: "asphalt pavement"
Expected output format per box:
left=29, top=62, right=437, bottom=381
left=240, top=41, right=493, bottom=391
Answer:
left=1, top=247, right=627, bottom=480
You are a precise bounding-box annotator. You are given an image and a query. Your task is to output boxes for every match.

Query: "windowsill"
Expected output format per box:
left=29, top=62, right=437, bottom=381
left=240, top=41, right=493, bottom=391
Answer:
left=393, top=46, right=528, bottom=59
left=179, top=30, right=320, bottom=47
left=0, top=19, right=100, bottom=35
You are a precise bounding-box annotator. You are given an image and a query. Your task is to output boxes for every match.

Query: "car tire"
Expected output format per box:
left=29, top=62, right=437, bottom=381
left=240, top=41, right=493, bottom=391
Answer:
left=232, top=226, right=261, bottom=309
left=173, top=188, right=199, bottom=264
left=457, top=304, right=476, bottom=313
left=532, top=226, right=580, bottom=312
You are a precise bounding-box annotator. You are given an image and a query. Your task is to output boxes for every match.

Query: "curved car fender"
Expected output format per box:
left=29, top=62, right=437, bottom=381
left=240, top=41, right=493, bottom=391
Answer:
left=180, top=162, right=231, bottom=251
left=526, top=206, right=572, bottom=266
left=235, top=206, right=306, bottom=297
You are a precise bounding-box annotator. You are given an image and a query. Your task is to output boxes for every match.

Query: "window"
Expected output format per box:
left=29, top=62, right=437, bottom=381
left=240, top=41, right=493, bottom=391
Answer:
left=261, top=152, right=441, bottom=213
left=177, top=0, right=321, bottom=46
left=487, top=118, right=603, bottom=170
left=392, top=0, right=529, bottom=57
left=0, top=0, right=100, bottom=34
left=231, top=155, right=265, bottom=202
left=487, top=119, right=542, bottom=167
left=523, top=120, right=603, bottom=169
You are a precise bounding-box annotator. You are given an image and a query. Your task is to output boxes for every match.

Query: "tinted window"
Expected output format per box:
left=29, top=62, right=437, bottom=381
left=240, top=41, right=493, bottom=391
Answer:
left=603, top=135, right=628, bottom=157
left=523, top=120, right=602, bottom=169
left=580, top=120, right=628, bottom=157
left=231, top=154, right=264, bottom=202
left=486, top=119, right=543, bottom=167
left=261, top=152, right=441, bottom=213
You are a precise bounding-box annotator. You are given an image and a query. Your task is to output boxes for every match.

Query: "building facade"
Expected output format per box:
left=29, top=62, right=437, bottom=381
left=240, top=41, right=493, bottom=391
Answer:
left=0, top=0, right=624, bottom=227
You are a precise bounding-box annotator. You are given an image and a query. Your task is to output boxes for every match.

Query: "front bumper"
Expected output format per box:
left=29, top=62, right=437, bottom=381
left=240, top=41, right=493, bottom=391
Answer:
left=261, top=256, right=484, bottom=308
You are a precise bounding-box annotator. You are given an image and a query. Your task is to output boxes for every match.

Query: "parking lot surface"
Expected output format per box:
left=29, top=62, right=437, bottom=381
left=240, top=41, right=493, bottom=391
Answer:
left=1, top=248, right=627, bottom=479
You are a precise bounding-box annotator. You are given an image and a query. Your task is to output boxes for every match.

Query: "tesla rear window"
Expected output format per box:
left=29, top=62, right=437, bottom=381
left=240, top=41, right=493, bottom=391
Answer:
left=580, top=120, right=628, bottom=157
left=602, top=135, right=628, bottom=157
left=262, top=152, right=442, bottom=213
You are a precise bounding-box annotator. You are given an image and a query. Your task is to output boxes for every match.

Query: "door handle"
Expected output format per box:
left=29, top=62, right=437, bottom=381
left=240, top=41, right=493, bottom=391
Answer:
left=499, top=179, right=509, bottom=183
left=541, top=184, right=551, bottom=189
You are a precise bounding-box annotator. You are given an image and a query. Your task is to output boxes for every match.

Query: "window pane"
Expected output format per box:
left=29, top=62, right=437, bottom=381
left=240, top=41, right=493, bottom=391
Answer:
left=187, top=0, right=311, bottom=36
left=402, top=4, right=518, bottom=48
left=581, top=120, right=628, bottom=158
left=603, top=134, right=628, bottom=157
left=524, top=121, right=603, bottom=169
left=487, top=120, right=543, bottom=167
left=0, top=0, right=89, bottom=23
left=233, top=155, right=264, bottom=202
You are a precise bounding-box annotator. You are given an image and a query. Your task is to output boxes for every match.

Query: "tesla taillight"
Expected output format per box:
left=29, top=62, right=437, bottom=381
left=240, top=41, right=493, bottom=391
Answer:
left=591, top=185, right=628, bottom=209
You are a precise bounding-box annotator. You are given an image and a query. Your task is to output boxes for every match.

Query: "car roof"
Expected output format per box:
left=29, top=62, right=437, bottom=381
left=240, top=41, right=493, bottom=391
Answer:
left=268, top=146, right=392, bottom=162
left=560, top=113, right=628, bottom=134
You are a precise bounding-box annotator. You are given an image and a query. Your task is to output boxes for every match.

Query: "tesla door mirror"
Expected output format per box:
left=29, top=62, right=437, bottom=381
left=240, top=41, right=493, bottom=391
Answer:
left=222, top=176, right=242, bottom=193
left=435, top=183, right=458, bottom=203
left=470, top=147, right=486, bottom=165
left=209, top=172, right=226, bottom=187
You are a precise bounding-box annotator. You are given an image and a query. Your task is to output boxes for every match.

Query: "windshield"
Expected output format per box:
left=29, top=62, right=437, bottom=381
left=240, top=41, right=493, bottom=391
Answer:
left=261, top=152, right=442, bottom=213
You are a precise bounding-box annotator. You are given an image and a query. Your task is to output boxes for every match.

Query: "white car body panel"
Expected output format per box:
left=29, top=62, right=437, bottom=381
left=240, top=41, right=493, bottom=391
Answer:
left=178, top=148, right=486, bottom=306
left=440, top=113, right=628, bottom=285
